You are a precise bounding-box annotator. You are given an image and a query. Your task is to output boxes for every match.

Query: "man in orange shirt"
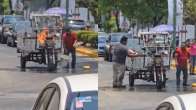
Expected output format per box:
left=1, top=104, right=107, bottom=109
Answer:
left=37, top=27, right=49, bottom=46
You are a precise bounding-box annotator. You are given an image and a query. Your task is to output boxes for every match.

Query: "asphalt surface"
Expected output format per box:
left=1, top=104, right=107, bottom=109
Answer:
left=99, top=58, right=196, bottom=110
left=0, top=44, right=98, bottom=110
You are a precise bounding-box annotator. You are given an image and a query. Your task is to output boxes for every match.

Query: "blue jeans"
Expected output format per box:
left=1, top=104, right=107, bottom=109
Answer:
left=65, top=48, right=76, bottom=68
left=176, top=66, right=188, bottom=86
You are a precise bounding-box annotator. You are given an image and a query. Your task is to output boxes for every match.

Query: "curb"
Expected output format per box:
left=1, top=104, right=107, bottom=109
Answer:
left=76, top=47, right=98, bottom=58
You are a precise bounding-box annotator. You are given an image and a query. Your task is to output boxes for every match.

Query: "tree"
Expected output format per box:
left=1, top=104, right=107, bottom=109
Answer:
left=76, top=0, right=99, bottom=24
left=184, top=0, right=196, bottom=38
left=119, top=0, right=167, bottom=26
left=98, top=0, right=168, bottom=32
left=184, top=0, right=196, bottom=24
left=99, top=0, right=121, bottom=31
left=2, top=0, right=11, bottom=14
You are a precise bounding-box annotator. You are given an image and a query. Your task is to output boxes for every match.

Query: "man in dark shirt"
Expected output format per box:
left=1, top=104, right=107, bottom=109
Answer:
left=112, top=36, right=137, bottom=88
left=63, top=28, right=77, bottom=69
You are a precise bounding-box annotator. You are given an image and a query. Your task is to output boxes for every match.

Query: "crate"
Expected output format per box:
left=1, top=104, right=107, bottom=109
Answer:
left=17, top=33, right=37, bottom=52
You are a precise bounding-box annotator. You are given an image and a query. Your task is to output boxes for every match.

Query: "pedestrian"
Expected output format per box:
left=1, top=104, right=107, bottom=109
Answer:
left=175, top=43, right=190, bottom=87
left=112, top=36, right=137, bottom=88
left=190, top=40, right=196, bottom=75
left=63, top=28, right=78, bottom=69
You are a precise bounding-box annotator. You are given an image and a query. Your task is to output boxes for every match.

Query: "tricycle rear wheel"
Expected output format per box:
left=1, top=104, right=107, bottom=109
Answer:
left=47, top=49, right=58, bottom=71
left=129, top=74, right=135, bottom=87
left=20, top=56, right=26, bottom=70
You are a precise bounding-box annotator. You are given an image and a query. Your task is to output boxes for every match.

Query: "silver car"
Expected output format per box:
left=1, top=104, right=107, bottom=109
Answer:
left=67, top=19, right=87, bottom=30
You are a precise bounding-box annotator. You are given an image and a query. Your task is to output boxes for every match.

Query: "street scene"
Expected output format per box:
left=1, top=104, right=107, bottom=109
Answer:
left=0, top=0, right=98, bottom=110
left=99, top=0, right=196, bottom=110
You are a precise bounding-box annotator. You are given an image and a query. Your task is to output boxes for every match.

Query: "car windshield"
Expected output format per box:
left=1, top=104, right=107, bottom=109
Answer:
left=4, top=16, right=24, bottom=24
left=14, top=21, right=32, bottom=33
left=70, top=91, right=98, bottom=110
left=127, top=39, right=142, bottom=52
left=98, top=37, right=106, bottom=43
left=110, top=34, right=124, bottom=42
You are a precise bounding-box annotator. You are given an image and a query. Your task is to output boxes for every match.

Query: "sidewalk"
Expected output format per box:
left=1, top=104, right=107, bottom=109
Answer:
left=76, top=47, right=98, bottom=58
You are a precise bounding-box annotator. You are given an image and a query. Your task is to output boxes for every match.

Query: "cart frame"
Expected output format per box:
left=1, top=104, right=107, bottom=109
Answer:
left=17, top=13, right=63, bottom=71
left=127, top=32, right=171, bottom=90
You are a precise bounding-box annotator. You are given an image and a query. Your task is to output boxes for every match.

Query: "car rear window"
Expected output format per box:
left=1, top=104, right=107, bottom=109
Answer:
left=4, top=16, right=24, bottom=24
left=70, top=91, right=98, bottom=110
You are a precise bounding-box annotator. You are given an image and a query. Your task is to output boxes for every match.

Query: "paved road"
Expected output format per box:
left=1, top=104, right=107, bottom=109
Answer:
left=99, top=58, right=196, bottom=110
left=0, top=44, right=98, bottom=110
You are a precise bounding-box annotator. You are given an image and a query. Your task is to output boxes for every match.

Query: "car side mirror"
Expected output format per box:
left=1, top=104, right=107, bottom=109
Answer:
left=141, top=47, right=146, bottom=51
left=34, top=30, right=37, bottom=33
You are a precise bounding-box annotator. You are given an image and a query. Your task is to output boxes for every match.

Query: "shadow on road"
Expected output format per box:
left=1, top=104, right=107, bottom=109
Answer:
left=99, top=83, right=196, bottom=93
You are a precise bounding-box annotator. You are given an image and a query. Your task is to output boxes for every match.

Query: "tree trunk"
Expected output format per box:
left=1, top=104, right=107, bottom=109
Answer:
left=115, top=10, right=120, bottom=32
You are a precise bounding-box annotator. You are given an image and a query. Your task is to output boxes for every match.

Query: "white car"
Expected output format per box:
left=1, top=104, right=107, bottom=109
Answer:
left=32, top=74, right=98, bottom=110
left=156, top=93, right=196, bottom=110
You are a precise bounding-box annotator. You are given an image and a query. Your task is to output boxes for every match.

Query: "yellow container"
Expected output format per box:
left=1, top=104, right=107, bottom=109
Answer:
left=192, top=83, right=196, bottom=87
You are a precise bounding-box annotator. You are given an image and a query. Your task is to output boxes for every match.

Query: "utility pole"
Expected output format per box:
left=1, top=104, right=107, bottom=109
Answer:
left=172, top=0, right=177, bottom=49
left=65, top=0, right=69, bottom=28
left=66, top=0, right=69, bottom=19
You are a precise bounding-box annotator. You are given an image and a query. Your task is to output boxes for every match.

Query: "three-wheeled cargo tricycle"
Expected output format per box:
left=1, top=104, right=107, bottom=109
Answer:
left=126, top=32, right=171, bottom=90
left=17, top=13, right=63, bottom=71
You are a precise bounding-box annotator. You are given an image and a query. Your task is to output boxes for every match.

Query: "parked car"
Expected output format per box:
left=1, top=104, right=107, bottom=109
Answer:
left=0, top=15, right=24, bottom=43
left=67, top=19, right=86, bottom=30
left=104, top=32, right=129, bottom=61
left=98, top=32, right=108, bottom=56
left=156, top=93, right=196, bottom=110
left=0, top=15, right=3, bottom=38
left=32, top=74, right=98, bottom=110
left=7, top=20, right=32, bottom=47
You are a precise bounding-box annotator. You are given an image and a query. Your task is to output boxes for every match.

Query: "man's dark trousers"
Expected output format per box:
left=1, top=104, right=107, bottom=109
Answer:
left=176, top=66, right=188, bottom=86
left=66, top=48, right=76, bottom=68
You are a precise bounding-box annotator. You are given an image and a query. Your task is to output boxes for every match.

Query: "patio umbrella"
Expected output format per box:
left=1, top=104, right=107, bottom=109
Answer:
left=151, top=24, right=174, bottom=33
left=46, top=7, right=66, bottom=15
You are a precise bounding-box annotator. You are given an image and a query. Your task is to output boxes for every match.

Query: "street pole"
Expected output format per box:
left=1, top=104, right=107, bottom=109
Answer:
left=173, top=0, right=177, bottom=49
left=65, top=0, right=69, bottom=28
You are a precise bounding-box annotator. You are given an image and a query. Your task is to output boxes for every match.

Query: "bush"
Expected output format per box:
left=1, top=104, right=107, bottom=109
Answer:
left=76, top=30, right=98, bottom=48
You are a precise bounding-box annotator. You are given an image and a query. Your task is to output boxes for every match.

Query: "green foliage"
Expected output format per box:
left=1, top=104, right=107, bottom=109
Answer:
left=99, top=0, right=168, bottom=28
left=184, top=0, right=196, bottom=24
left=2, top=0, right=10, bottom=14
left=103, top=16, right=117, bottom=33
left=76, top=30, right=98, bottom=48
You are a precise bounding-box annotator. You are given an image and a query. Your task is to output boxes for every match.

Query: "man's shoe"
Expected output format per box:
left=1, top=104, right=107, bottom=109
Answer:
left=117, top=85, right=126, bottom=88
left=183, top=84, right=190, bottom=87
left=113, top=85, right=118, bottom=88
